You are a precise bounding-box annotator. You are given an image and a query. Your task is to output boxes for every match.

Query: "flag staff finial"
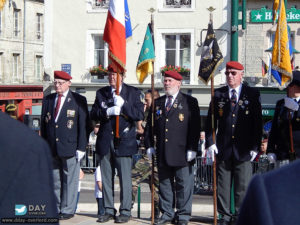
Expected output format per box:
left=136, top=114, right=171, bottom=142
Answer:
left=207, top=6, right=216, bottom=22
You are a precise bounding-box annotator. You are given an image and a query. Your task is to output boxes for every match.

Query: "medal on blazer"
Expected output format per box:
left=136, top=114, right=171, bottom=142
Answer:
left=173, top=103, right=178, bottom=108
left=45, top=112, right=51, bottom=123
left=179, top=113, right=184, bottom=121
left=156, top=106, right=162, bottom=119
left=178, top=103, right=183, bottom=110
left=218, top=101, right=225, bottom=117
left=67, top=120, right=74, bottom=129
left=67, top=97, right=71, bottom=102
left=245, top=110, right=249, bottom=115
left=67, top=110, right=75, bottom=117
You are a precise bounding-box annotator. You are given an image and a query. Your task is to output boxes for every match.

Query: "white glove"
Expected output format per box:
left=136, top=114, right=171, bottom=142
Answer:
left=284, top=97, right=299, bottom=111
left=187, top=150, right=197, bottom=162
left=146, top=147, right=156, bottom=159
left=76, top=150, right=85, bottom=162
left=113, top=95, right=125, bottom=107
left=250, top=151, right=258, bottom=161
left=208, top=144, right=218, bottom=154
left=106, top=106, right=121, bottom=116
left=267, top=153, right=277, bottom=164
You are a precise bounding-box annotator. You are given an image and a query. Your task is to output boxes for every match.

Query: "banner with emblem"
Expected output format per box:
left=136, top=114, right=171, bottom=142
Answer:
left=271, top=0, right=292, bottom=87
left=136, top=24, right=155, bottom=84
left=198, top=22, right=224, bottom=85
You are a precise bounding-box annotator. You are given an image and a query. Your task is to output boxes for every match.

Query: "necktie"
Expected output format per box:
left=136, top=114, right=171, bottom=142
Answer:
left=54, top=94, right=62, bottom=119
left=166, top=95, right=173, bottom=112
left=231, top=89, right=237, bottom=107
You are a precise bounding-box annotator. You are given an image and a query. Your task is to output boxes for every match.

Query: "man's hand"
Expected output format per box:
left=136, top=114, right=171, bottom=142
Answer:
left=267, top=153, right=277, bottom=163
left=146, top=147, right=156, bottom=159
left=113, top=95, right=125, bottom=107
left=107, top=106, right=121, bottom=116
left=208, top=144, right=218, bottom=154
left=250, top=151, right=258, bottom=161
left=284, top=97, right=299, bottom=111
left=187, top=150, right=196, bottom=162
left=76, top=150, right=85, bottom=162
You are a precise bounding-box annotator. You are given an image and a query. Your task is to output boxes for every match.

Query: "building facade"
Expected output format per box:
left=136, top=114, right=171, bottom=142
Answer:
left=0, top=0, right=44, bottom=121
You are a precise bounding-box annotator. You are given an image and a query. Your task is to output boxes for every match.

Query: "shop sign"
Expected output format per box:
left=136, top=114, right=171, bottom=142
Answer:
left=0, top=91, right=43, bottom=100
left=262, top=109, right=274, bottom=117
left=61, top=64, right=71, bottom=75
left=251, top=7, right=300, bottom=23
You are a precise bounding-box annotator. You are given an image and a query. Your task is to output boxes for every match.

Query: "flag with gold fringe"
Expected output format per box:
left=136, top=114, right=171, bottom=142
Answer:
left=271, top=0, right=292, bottom=87
left=198, top=22, right=223, bottom=85
left=272, top=0, right=279, bottom=23
left=136, top=24, right=155, bottom=84
left=0, top=0, right=6, bottom=11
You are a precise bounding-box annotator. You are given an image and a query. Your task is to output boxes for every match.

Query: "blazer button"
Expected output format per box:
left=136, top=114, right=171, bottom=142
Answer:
left=165, top=138, right=168, bottom=142
left=56, top=125, right=59, bottom=128
left=165, top=128, right=168, bottom=132
left=166, top=119, right=169, bottom=122
left=232, top=136, right=235, bottom=139
left=56, top=138, right=59, bottom=142
left=232, top=124, right=235, bottom=128
left=111, top=131, right=114, bottom=135
left=232, top=114, right=235, bottom=117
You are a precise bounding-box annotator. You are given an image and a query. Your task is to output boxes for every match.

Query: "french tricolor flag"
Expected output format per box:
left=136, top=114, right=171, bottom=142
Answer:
left=103, top=0, right=132, bottom=72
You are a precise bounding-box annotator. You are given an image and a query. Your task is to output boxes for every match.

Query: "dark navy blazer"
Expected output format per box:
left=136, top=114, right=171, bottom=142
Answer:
left=90, top=83, right=144, bottom=157
left=267, top=98, right=300, bottom=160
left=145, top=92, right=201, bottom=167
left=205, top=84, right=262, bottom=161
left=237, top=160, right=300, bottom=225
left=0, top=112, right=58, bottom=222
left=41, top=90, right=89, bottom=157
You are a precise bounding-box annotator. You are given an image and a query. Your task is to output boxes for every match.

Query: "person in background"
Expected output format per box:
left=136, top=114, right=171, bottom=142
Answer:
left=145, top=71, right=200, bottom=225
left=236, top=160, right=300, bottom=225
left=41, top=71, right=89, bottom=220
left=90, top=65, right=144, bottom=223
left=205, top=61, right=262, bottom=225
left=95, top=164, right=105, bottom=217
left=131, top=89, right=160, bottom=222
left=267, top=70, right=300, bottom=164
left=0, top=111, right=58, bottom=224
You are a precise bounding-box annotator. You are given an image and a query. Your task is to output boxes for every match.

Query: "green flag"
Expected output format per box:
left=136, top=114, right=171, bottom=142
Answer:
left=136, top=24, right=155, bottom=84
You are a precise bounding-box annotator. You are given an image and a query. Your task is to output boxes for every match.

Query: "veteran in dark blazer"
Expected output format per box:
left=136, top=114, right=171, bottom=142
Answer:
left=237, top=160, right=300, bottom=225
left=205, top=61, right=262, bottom=225
left=267, top=70, right=300, bottom=161
left=0, top=112, right=58, bottom=224
left=90, top=65, right=144, bottom=223
left=41, top=71, right=89, bottom=220
left=145, top=71, right=200, bottom=225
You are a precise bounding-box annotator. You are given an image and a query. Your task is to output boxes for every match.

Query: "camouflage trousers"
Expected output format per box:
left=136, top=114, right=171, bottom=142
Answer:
left=132, top=154, right=159, bottom=208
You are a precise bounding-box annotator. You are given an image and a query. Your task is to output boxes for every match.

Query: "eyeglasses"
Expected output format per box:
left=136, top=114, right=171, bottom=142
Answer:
left=53, top=81, right=67, bottom=86
left=225, top=71, right=238, bottom=76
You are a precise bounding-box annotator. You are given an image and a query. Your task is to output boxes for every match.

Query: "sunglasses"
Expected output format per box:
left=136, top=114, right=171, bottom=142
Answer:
left=225, top=71, right=238, bottom=76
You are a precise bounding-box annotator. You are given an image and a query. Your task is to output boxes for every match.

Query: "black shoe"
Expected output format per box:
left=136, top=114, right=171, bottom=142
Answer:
left=177, top=221, right=188, bottom=225
left=154, top=218, right=173, bottom=225
left=59, top=213, right=74, bottom=220
left=115, top=214, right=130, bottom=223
left=96, top=213, right=114, bottom=223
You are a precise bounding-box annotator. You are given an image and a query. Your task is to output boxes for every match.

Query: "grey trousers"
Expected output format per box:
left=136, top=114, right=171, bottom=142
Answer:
left=53, top=156, right=80, bottom=214
left=100, top=148, right=132, bottom=216
left=158, top=164, right=194, bottom=222
left=217, top=158, right=252, bottom=222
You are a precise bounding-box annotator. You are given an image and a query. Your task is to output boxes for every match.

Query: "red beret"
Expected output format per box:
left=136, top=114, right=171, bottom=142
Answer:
left=262, top=138, right=268, bottom=143
left=164, top=70, right=183, bottom=81
left=54, top=71, right=72, bottom=80
left=226, top=61, right=244, bottom=70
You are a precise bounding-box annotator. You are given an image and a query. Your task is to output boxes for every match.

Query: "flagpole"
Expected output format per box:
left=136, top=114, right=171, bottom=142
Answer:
left=207, top=7, right=218, bottom=225
left=150, top=13, right=155, bottom=225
